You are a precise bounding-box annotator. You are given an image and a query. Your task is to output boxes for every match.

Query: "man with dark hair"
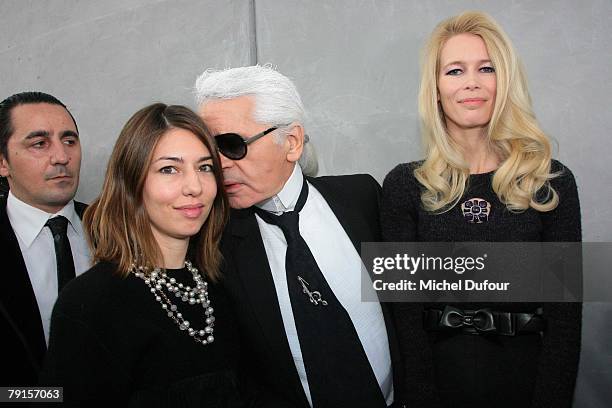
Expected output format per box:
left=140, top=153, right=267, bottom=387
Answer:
left=0, top=91, right=89, bottom=385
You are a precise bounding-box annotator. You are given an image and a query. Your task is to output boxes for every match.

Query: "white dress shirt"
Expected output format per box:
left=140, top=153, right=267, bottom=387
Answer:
left=255, top=165, right=394, bottom=406
left=7, top=191, right=91, bottom=343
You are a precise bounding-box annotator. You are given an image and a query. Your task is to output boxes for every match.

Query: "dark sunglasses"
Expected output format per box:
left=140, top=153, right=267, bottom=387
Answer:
left=214, top=124, right=289, bottom=160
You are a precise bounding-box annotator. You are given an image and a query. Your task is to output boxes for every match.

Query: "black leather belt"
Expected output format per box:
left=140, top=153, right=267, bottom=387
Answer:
left=423, top=305, right=546, bottom=336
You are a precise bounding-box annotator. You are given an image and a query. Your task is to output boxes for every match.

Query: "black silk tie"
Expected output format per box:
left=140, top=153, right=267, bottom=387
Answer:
left=254, top=178, right=386, bottom=408
left=45, top=216, right=76, bottom=291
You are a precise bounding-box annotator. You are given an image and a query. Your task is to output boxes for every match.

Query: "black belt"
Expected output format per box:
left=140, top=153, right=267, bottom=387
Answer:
left=423, top=305, right=546, bottom=336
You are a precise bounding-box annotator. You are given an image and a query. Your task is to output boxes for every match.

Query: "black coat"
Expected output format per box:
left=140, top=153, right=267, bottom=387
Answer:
left=220, top=174, right=403, bottom=407
left=0, top=197, right=86, bottom=386
left=380, top=161, right=582, bottom=408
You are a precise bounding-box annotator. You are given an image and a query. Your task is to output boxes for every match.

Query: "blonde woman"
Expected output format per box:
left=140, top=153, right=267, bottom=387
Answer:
left=381, top=11, right=581, bottom=408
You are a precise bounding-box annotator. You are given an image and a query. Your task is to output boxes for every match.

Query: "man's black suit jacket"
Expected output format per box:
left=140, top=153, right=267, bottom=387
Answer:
left=0, top=197, right=87, bottom=386
left=221, top=174, right=402, bottom=407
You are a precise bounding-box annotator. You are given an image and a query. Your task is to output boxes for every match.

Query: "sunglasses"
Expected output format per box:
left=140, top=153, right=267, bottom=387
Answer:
left=214, top=124, right=289, bottom=160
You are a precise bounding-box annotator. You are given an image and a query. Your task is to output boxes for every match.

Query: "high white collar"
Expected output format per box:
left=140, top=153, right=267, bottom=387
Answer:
left=7, top=191, right=80, bottom=248
left=256, top=164, right=304, bottom=214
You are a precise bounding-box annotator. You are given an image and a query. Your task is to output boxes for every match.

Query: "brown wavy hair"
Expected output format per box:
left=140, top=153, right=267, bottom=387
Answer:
left=83, top=103, right=228, bottom=280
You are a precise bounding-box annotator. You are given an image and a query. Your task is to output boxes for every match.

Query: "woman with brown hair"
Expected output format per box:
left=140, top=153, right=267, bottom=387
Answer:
left=381, top=11, right=581, bottom=408
left=40, top=103, right=249, bottom=406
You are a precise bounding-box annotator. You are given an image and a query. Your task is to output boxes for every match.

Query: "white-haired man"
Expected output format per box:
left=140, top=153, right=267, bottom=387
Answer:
left=195, top=66, right=402, bottom=408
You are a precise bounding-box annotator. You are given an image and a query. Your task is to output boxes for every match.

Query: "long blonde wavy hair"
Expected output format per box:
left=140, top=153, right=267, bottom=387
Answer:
left=416, top=11, right=559, bottom=213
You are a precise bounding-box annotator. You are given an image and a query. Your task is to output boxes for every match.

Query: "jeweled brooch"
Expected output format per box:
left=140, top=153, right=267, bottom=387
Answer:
left=460, top=198, right=491, bottom=223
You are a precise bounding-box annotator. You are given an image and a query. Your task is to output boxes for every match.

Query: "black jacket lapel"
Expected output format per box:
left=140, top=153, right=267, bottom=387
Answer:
left=74, top=201, right=87, bottom=219
left=224, top=208, right=310, bottom=405
left=226, top=209, right=289, bottom=349
left=0, top=198, right=47, bottom=381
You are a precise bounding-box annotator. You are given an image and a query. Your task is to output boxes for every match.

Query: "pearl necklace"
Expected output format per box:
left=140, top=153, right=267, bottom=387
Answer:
left=133, top=261, right=215, bottom=346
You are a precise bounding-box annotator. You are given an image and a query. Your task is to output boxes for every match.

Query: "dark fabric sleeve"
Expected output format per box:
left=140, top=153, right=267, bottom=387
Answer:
left=381, top=164, right=441, bottom=407
left=391, top=302, right=442, bottom=408
left=541, top=162, right=582, bottom=242
left=381, top=164, right=418, bottom=242
left=39, top=309, right=131, bottom=406
left=362, top=173, right=383, bottom=241
left=533, top=162, right=582, bottom=408
left=532, top=303, right=582, bottom=408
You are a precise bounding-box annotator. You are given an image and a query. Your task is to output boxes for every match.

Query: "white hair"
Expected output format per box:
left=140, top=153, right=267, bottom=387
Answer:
left=194, top=64, right=318, bottom=176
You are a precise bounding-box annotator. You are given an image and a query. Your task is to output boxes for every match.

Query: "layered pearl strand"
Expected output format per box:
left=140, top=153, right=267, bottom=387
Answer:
left=133, top=261, right=215, bottom=346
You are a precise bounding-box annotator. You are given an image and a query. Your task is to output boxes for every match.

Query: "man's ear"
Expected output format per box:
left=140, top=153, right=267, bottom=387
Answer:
left=0, top=154, right=10, bottom=178
left=285, top=123, right=305, bottom=163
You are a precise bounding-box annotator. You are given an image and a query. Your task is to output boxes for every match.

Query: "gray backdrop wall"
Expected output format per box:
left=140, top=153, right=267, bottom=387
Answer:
left=1, top=0, right=610, bottom=406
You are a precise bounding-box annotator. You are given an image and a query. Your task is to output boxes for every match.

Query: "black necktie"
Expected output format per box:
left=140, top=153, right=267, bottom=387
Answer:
left=45, top=216, right=76, bottom=291
left=254, top=178, right=386, bottom=408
